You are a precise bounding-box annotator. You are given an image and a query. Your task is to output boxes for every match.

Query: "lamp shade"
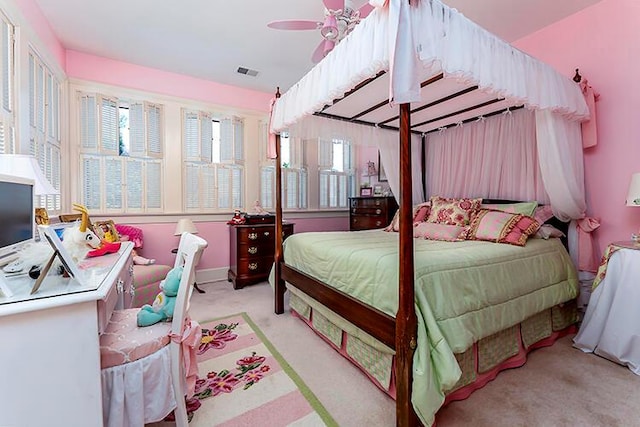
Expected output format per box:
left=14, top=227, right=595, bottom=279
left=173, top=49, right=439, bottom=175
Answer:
left=0, top=154, right=58, bottom=195
left=174, top=218, right=198, bottom=236
left=362, top=161, right=377, bottom=177
left=626, top=173, right=640, bottom=206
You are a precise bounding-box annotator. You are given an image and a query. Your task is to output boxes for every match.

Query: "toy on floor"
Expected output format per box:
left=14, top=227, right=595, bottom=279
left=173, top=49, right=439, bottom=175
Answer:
left=137, top=266, right=183, bottom=327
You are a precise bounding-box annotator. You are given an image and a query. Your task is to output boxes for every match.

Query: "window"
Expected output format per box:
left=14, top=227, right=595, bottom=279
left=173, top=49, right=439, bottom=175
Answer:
left=0, top=12, right=14, bottom=155
left=29, top=51, right=61, bottom=212
left=78, top=92, right=163, bottom=213
left=259, top=128, right=307, bottom=211
left=183, top=109, right=244, bottom=212
left=319, top=139, right=355, bottom=209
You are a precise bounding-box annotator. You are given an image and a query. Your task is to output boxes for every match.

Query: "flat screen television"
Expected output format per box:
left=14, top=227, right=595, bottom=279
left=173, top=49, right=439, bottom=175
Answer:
left=0, top=174, right=35, bottom=260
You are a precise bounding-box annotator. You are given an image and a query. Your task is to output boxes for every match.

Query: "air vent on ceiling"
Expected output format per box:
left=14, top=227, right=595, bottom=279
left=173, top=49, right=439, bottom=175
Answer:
left=237, top=67, right=259, bottom=77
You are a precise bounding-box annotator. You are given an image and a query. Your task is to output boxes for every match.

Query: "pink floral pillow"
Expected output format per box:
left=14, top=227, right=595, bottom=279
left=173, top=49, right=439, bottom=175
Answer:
left=426, top=196, right=482, bottom=227
left=465, top=209, right=540, bottom=246
left=533, top=205, right=554, bottom=224
left=384, top=202, right=431, bottom=232
left=414, top=222, right=466, bottom=241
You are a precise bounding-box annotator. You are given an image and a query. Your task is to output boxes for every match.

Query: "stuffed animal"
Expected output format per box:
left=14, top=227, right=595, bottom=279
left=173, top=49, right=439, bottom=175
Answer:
left=137, top=266, right=184, bottom=327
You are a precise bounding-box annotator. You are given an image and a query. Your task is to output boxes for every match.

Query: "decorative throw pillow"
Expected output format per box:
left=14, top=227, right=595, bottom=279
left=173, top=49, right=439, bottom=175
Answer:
left=465, top=209, right=540, bottom=246
left=384, top=202, right=431, bottom=232
left=413, top=222, right=466, bottom=241
left=480, top=201, right=538, bottom=217
left=426, top=196, right=482, bottom=226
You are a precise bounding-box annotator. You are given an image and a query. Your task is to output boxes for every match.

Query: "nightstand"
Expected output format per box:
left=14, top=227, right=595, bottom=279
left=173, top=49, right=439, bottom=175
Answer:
left=349, top=196, right=398, bottom=231
left=228, top=223, right=295, bottom=289
left=573, top=241, right=640, bottom=374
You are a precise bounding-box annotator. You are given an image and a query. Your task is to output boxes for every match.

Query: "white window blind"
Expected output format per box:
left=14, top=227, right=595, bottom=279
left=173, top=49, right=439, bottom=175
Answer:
left=182, top=110, right=244, bottom=212
left=77, top=91, right=164, bottom=213
left=0, top=13, right=13, bottom=154
left=318, top=139, right=354, bottom=209
left=29, top=50, right=61, bottom=211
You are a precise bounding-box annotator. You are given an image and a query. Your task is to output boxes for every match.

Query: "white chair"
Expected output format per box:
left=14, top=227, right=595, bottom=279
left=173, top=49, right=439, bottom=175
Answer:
left=100, top=232, right=208, bottom=427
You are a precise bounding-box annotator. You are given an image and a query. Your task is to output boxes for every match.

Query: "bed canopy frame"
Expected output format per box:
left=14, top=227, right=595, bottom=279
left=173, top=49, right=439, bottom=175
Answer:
left=269, top=1, right=589, bottom=425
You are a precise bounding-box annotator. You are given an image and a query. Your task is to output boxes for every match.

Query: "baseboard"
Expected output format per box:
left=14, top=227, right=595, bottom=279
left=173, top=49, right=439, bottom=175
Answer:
left=196, top=267, right=229, bottom=285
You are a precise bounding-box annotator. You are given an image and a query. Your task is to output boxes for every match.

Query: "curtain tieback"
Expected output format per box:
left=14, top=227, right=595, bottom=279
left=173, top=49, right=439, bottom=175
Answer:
left=576, top=217, right=601, bottom=272
left=169, top=318, right=202, bottom=398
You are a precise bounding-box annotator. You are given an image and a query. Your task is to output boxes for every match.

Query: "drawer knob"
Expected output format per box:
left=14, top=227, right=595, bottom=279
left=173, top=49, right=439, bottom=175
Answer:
left=264, top=231, right=270, bottom=237
left=248, top=246, right=258, bottom=255
left=248, top=262, right=258, bottom=271
left=116, top=278, right=124, bottom=294
left=376, top=221, right=382, bottom=226
left=248, top=232, right=258, bottom=240
left=129, top=264, right=134, bottom=276
left=376, top=209, right=381, bottom=214
left=129, top=284, right=136, bottom=296
left=375, top=200, right=381, bottom=206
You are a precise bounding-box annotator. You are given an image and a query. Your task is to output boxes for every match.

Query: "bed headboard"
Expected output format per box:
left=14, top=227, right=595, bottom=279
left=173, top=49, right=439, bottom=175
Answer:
left=481, top=199, right=569, bottom=249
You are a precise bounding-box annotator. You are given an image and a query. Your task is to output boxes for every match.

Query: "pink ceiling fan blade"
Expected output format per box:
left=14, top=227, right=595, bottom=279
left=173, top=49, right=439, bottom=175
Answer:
left=322, top=0, right=344, bottom=12
left=312, top=39, right=335, bottom=63
left=267, top=20, right=322, bottom=31
left=358, top=3, right=374, bottom=18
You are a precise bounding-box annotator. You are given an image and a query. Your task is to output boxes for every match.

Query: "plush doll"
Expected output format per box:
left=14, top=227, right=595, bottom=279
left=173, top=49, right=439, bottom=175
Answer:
left=137, top=266, right=184, bottom=327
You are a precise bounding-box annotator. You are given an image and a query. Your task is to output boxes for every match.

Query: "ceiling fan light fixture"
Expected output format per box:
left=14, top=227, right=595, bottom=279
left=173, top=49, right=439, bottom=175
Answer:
left=320, top=15, right=338, bottom=40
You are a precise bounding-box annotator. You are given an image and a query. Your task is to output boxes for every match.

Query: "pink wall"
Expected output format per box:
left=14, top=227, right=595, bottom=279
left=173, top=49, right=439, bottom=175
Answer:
left=66, top=50, right=273, bottom=112
left=14, top=0, right=65, bottom=68
left=127, top=216, right=348, bottom=270
left=514, top=0, right=640, bottom=255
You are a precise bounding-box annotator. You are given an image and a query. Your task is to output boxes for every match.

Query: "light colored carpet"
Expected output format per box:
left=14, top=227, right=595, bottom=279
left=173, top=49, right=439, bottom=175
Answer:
left=180, top=280, right=640, bottom=426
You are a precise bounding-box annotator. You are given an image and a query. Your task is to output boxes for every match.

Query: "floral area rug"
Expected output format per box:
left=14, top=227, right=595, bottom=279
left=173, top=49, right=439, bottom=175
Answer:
left=186, top=312, right=336, bottom=427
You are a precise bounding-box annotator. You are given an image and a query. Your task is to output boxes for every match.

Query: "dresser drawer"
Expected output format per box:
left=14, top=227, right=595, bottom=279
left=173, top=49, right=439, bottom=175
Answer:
left=351, top=197, right=389, bottom=209
left=237, top=241, right=273, bottom=259
left=236, top=226, right=275, bottom=244
left=236, top=256, right=273, bottom=277
left=351, top=216, right=387, bottom=230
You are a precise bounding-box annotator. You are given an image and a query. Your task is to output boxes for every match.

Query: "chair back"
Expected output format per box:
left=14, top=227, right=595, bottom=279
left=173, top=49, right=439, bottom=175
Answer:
left=168, top=232, right=207, bottom=426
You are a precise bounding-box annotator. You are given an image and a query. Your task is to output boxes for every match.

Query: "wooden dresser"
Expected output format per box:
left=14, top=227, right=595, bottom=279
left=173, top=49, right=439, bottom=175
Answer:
left=228, top=223, right=295, bottom=289
left=349, top=196, right=398, bottom=231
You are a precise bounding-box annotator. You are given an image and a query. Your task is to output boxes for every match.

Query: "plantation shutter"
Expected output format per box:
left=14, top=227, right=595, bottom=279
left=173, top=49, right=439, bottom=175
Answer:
left=219, top=118, right=233, bottom=162
left=217, top=167, right=230, bottom=209
left=82, top=155, right=101, bottom=209
left=145, top=160, right=162, bottom=209
left=100, top=97, right=118, bottom=154
left=1, top=18, right=11, bottom=113
left=343, top=142, right=352, bottom=172
left=129, top=102, right=145, bottom=156
left=201, top=165, right=216, bottom=209
left=286, top=170, right=297, bottom=209
left=46, top=73, right=54, bottom=137
left=232, top=166, right=243, bottom=208
left=318, top=139, right=332, bottom=169
left=50, top=147, right=60, bottom=211
left=28, top=55, right=35, bottom=127
left=300, top=169, right=308, bottom=209
left=80, top=94, right=98, bottom=151
left=319, top=172, right=329, bottom=208
left=105, top=157, right=123, bottom=210
left=233, top=119, right=243, bottom=162
left=184, top=163, right=200, bottom=210
left=260, top=166, right=274, bottom=210
left=147, top=103, right=162, bottom=157
left=125, top=158, right=143, bottom=210
left=35, top=62, right=44, bottom=133
left=183, top=111, right=199, bottom=161
left=200, top=112, right=212, bottom=162
left=338, top=175, right=347, bottom=208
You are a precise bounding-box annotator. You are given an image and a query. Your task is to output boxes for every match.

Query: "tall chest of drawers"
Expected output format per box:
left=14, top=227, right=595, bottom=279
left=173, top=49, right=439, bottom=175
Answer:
left=349, top=196, right=398, bottom=231
left=228, top=223, right=295, bottom=289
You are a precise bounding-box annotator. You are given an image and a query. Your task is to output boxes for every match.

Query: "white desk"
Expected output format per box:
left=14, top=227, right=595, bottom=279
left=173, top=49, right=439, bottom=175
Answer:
left=573, top=244, right=640, bottom=374
left=0, top=242, right=133, bottom=427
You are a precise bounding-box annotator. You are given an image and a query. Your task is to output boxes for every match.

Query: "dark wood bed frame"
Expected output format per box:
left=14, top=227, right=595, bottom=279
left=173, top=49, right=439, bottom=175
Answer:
left=271, top=86, right=572, bottom=426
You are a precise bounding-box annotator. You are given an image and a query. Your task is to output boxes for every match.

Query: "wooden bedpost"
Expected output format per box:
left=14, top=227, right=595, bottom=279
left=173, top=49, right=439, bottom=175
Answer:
left=396, top=102, right=420, bottom=426
left=273, top=88, right=286, bottom=314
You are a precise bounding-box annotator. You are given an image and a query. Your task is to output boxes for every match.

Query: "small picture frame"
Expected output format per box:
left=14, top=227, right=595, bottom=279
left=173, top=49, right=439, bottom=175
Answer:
left=374, top=185, right=383, bottom=196
left=360, top=187, right=373, bottom=197
left=93, top=220, right=119, bottom=243
left=33, top=225, right=85, bottom=294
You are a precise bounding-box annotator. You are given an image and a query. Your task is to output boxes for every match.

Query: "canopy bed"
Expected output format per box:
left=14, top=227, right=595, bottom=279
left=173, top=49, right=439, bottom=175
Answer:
left=268, top=1, right=590, bottom=426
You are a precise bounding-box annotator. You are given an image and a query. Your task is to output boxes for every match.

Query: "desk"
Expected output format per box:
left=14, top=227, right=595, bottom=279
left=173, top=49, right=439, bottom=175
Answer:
left=573, top=242, right=640, bottom=374
left=0, top=242, right=133, bottom=427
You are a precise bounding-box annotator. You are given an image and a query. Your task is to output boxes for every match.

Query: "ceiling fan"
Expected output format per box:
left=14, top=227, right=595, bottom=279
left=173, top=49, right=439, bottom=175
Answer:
left=267, top=0, right=374, bottom=63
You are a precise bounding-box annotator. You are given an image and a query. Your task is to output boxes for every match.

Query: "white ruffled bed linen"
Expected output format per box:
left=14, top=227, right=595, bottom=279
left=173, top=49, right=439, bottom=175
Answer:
left=573, top=248, right=640, bottom=375
left=270, top=0, right=588, bottom=133
left=101, top=346, right=176, bottom=427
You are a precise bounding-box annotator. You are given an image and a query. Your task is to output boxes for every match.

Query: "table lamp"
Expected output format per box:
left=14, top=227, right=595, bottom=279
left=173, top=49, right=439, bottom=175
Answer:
left=626, top=172, right=640, bottom=241
left=174, top=218, right=198, bottom=236
left=0, top=154, right=58, bottom=195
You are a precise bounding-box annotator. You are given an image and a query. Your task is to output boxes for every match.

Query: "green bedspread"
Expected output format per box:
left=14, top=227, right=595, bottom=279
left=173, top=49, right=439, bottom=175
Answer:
left=278, top=230, right=578, bottom=425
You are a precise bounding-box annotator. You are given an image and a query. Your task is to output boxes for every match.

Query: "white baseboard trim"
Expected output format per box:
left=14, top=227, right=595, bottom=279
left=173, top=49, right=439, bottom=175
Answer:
left=195, top=267, right=229, bottom=285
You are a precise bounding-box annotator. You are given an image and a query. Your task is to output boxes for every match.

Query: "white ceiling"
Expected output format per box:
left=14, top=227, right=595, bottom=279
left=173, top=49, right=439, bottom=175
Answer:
left=32, top=0, right=601, bottom=95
